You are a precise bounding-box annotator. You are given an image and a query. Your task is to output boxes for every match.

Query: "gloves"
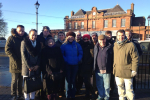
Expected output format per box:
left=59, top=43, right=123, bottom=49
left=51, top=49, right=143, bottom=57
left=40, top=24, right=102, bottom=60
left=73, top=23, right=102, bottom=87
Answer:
left=131, top=71, right=137, bottom=77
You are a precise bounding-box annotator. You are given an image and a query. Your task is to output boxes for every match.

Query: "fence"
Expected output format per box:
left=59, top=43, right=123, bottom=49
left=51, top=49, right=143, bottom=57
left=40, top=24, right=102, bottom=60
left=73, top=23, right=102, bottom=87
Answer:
left=136, top=51, right=150, bottom=89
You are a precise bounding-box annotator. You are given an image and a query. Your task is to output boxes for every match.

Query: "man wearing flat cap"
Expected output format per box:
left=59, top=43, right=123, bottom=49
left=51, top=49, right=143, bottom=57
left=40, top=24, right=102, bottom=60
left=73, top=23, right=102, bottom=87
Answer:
left=93, top=35, right=113, bottom=100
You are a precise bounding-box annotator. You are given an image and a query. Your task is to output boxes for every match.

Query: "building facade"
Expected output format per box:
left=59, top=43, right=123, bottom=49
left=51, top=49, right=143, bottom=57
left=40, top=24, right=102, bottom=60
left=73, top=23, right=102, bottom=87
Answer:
left=63, top=3, right=148, bottom=40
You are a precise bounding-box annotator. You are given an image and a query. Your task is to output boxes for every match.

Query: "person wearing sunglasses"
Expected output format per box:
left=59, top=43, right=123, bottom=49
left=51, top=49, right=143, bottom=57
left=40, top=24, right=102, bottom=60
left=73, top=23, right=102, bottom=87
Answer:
left=80, top=34, right=96, bottom=99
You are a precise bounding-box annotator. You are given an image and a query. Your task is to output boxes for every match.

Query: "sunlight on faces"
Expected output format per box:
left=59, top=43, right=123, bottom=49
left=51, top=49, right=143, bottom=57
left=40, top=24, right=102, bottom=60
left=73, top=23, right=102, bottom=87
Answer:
left=43, top=29, right=50, bottom=38
left=58, top=33, right=65, bottom=41
left=67, top=36, right=75, bottom=42
left=83, top=37, right=89, bottom=42
left=92, top=35, right=98, bottom=42
left=117, top=32, right=125, bottom=42
left=16, top=27, right=25, bottom=36
left=29, top=31, right=37, bottom=42
left=105, top=34, right=112, bottom=40
left=76, top=33, right=81, bottom=40
left=48, top=39, right=55, bottom=47
left=98, top=39, right=106, bottom=47
left=125, top=31, right=131, bottom=40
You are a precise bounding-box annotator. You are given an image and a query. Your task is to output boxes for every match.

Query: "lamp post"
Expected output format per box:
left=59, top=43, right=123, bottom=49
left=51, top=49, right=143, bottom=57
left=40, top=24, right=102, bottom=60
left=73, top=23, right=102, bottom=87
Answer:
left=35, top=1, right=40, bottom=34
left=147, top=15, right=150, bottom=39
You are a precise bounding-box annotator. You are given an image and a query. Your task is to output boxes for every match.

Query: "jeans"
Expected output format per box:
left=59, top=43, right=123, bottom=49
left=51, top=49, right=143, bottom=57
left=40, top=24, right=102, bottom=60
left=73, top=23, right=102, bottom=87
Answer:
left=11, top=73, right=23, bottom=96
left=95, top=70, right=111, bottom=100
left=115, top=77, right=134, bottom=100
left=65, top=65, right=78, bottom=98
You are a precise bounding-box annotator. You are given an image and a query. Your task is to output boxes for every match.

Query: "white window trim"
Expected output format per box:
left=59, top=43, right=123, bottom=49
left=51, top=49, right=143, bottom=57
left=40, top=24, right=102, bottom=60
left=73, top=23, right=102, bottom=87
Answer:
left=112, top=19, right=116, bottom=27
left=74, top=22, right=78, bottom=29
left=69, top=23, right=71, bottom=29
left=104, top=20, right=108, bottom=28
left=81, top=22, right=84, bottom=29
left=121, top=19, right=126, bottom=27
left=92, top=21, right=95, bottom=29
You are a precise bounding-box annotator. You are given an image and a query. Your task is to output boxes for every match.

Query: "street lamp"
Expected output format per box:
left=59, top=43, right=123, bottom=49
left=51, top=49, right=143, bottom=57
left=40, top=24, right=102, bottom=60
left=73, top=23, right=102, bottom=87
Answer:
left=147, top=15, right=150, bottom=39
left=35, top=1, right=40, bottom=34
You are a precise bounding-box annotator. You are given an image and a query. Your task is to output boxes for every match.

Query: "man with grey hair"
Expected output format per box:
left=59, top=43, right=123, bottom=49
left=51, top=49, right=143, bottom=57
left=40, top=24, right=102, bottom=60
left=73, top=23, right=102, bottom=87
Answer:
left=113, top=29, right=139, bottom=100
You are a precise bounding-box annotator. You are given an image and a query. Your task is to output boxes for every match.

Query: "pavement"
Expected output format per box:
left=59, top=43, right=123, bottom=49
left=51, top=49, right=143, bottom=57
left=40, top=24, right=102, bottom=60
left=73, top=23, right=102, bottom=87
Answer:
left=0, top=86, right=150, bottom=100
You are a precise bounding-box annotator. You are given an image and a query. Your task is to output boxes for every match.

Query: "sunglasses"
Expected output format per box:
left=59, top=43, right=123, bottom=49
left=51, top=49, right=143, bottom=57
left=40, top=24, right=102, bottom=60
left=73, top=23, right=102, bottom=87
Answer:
left=83, top=39, right=89, bottom=40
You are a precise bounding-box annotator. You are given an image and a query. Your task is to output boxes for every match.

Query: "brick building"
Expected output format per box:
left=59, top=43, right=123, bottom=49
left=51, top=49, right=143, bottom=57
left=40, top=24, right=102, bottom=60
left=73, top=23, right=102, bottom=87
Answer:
left=63, top=3, right=148, bottom=40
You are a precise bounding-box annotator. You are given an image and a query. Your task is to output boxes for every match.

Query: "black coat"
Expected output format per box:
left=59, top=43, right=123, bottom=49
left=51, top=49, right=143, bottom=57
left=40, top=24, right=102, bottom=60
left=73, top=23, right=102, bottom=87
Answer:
left=131, top=39, right=143, bottom=56
left=5, top=28, right=28, bottom=73
left=55, top=40, right=63, bottom=48
left=80, top=42, right=94, bottom=76
left=21, top=36, right=41, bottom=76
left=37, top=32, right=52, bottom=49
left=93, top=42, right=113, bottom=73
left=41, top=45, right=64, bottom=79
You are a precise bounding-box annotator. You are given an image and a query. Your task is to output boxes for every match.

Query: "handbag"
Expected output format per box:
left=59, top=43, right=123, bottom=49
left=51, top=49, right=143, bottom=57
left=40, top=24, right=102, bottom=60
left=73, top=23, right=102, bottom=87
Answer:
left=24, top=72, right=43, bottom=93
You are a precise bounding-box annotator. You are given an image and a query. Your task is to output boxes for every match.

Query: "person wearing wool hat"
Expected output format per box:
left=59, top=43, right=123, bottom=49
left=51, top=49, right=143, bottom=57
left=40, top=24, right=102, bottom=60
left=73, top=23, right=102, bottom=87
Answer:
left=60, top=31, right=83, bottom=99
left=91, top=32, right=98, bottom=46
left=93, top=34, right=113, bottom=100
left=79, top=34, right=96, bottom=99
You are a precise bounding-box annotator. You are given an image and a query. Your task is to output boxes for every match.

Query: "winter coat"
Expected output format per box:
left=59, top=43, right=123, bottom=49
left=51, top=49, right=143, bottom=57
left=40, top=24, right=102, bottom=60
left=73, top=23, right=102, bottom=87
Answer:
left=80, top=42, right=94, bottom=76
left=21, top=36, right=41, bottom=76
left=37, top=32, right=52, bottom=49
left=41, top=45, right=64, bottom=79
left=93, top=42, right=113, bottom=73
left=55, top=40, right=63, bottom=48
left=61, top=40, right=83, bottom=65
left=5, top=28, right=27, bottom=73
left=113, top=40, right=139, bottom=79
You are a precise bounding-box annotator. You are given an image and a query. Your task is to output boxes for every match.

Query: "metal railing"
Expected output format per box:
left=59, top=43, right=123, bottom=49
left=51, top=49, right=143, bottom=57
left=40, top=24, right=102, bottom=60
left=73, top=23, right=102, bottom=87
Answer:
left=136, top=51, right=150, bottom=89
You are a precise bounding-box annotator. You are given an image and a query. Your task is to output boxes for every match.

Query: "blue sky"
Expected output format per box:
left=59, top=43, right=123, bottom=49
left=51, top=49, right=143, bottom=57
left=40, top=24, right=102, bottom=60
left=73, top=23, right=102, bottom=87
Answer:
left=0, top=0, right=150, bottom=39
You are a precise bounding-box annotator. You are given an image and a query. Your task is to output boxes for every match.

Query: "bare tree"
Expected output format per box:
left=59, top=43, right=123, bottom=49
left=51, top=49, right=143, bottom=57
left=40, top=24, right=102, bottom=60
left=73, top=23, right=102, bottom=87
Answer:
left=0, top=3, right=7, bottom=37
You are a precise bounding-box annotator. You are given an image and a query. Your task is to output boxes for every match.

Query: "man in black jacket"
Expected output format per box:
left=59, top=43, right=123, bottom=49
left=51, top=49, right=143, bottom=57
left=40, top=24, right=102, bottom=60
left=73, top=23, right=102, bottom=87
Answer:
left=125, top=29, right=143, bottom=91
left=55, top=31, right=66, bottom=97
left=37, top=26, right=52, bottom=49
left=75, top=31, right=84, bottom=94
left=5, top=25, right=27, bottom=100
left=94, top=35, right=113, bottom=100
left=55, top=31, right=65, bottom=48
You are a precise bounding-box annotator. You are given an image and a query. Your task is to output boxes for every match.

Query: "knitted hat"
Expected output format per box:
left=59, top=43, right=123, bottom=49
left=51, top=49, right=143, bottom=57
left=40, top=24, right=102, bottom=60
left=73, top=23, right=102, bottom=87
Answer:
left=98, top=35, right=106, bottom=40
left=66, top=31, right=76, bottom=38
left=83, top=34, right=90, bottom=40
left=91, top=32, right=98, bottom=37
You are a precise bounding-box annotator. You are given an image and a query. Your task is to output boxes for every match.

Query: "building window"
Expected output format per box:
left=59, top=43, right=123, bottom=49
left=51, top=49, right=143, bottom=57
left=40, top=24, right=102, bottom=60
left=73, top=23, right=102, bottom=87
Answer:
left=121, top=19, right=126, bottom=27
left=112, top=19, right=116, bottom=27
left=74, top=22, right=78, bottom=29
left=81, top=22, right=84, bottom=29
left=92, top=21, right=95, bottom=28
left=69, top=23, right=71, bottom=29
left=104, top=20, right=108, bottom=28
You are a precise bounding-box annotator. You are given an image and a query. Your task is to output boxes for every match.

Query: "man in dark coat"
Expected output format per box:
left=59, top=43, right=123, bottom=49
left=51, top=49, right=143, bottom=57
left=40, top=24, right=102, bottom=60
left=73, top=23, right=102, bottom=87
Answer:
left=75, top=31, right=84, bottom=94
left=36, top=26, right=52, bottom=99
left=55, top=31, right=65, bottom=48
left=37, top=26, right=52, bottom=49
left=55, top=31, right=66, bottom=97
left=5, top=25, right=27, bottom=100
left=94, top=35, right=113, bottom=100
left=125, top=29, right=143, bottom=92
left=105, top=31, right=115, bottom=95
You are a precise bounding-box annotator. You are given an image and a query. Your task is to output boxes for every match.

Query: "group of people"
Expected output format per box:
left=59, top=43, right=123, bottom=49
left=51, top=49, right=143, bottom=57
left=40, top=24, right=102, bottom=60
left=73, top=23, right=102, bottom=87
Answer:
left=5, top=25, right=142, bottom=100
